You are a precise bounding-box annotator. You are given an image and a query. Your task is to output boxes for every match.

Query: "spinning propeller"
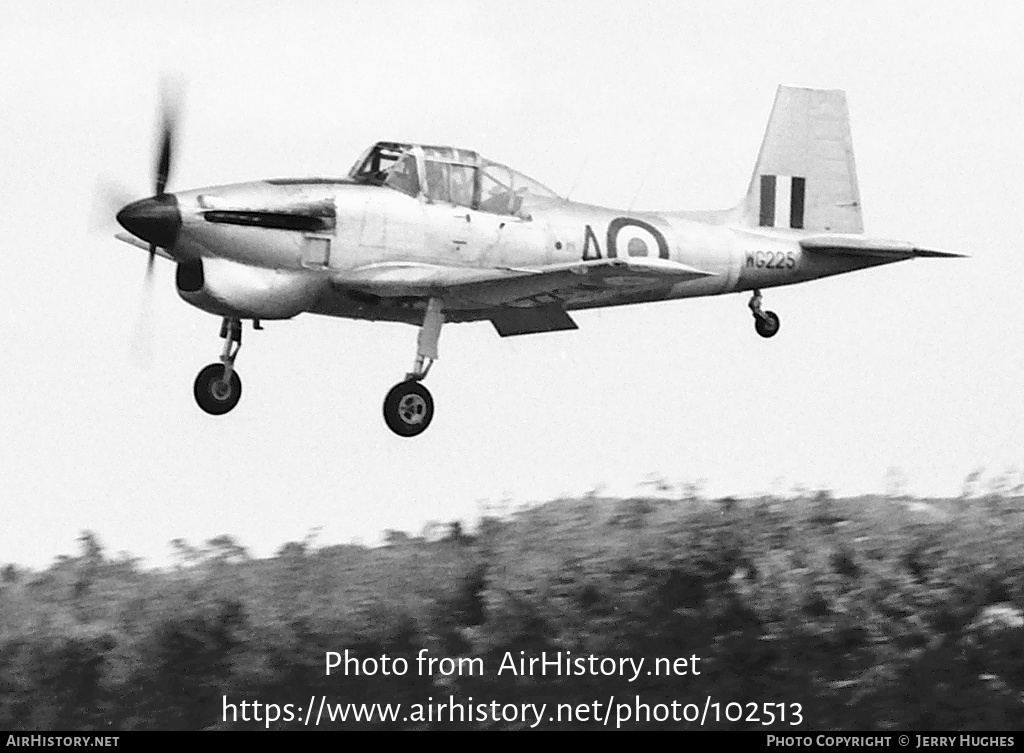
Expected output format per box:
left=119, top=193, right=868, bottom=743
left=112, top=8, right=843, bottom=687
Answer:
left=114, top=81, right=184, bottom=276
left=95, top=80, right=185, bottom=363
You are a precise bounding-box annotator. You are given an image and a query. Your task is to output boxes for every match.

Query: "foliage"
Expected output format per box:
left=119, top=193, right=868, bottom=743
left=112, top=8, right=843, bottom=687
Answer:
left=1, top=494, right=1022, bottom=730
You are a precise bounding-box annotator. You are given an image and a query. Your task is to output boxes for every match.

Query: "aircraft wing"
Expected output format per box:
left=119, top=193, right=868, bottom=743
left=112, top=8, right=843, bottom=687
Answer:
left=331, top=256, right=716, bottom=336
left=800, top=235, right=965, bottom=258
left=333, top=256, right=715, bottom=301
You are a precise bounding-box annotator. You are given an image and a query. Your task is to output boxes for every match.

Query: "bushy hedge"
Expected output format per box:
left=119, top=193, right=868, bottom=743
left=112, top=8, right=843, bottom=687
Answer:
left=1, top=494, right=1021, bottom=729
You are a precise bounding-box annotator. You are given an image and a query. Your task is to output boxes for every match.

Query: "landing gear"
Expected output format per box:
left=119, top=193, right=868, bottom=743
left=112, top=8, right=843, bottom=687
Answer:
left=194, top=317, right=243, bottom=415
left=384, top=298, right=443, bottom=437
left=194, top=364, right=241, bottom=414
left=755, top=311, right=780, bottom=338
left=749, top=289, right=780, bottom=338
left=383, top=381, right=434, bottom=436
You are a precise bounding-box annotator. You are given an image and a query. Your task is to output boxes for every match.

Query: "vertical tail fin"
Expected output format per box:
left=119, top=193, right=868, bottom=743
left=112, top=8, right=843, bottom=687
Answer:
left=741, top=86, right=863, bottom=233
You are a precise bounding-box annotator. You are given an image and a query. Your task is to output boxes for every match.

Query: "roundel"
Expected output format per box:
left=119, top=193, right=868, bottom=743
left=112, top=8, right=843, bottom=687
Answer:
left=607, top=217, right=669, bottom=259
left=627, top=237, right=649, bottom=256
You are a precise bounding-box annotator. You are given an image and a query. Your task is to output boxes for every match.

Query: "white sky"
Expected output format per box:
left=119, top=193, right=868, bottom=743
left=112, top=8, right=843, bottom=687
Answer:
left=1, top=1, right=1022, bottom=568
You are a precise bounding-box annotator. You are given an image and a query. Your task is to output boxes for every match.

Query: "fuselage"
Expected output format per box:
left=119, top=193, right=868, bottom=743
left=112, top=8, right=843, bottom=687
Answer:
left=156, top=176, right=890, bottom=326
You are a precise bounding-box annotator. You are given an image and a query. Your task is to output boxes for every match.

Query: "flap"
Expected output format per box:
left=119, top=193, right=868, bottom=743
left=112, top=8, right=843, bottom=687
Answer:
left=490, top=305, right=578, bottom=337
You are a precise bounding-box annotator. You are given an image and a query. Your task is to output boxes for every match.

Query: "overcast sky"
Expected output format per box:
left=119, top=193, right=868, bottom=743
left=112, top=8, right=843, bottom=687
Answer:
left=1, top=1, right=1021, bottom=568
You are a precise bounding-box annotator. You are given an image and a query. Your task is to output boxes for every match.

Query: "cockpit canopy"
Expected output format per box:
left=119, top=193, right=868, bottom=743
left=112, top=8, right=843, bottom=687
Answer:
left=348, top=141, right=560, bottom=216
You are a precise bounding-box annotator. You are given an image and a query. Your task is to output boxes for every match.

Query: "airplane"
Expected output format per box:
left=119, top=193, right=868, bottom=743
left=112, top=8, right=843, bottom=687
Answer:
left=112, top=85, right=962, bottom=437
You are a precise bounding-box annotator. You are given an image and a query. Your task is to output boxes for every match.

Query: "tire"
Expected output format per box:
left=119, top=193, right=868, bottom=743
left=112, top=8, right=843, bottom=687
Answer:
left=755, top=311, right=780, bottom=339
left=194, top=363, right=242, bottom=415
left=383, top=380, right=434, bottom=437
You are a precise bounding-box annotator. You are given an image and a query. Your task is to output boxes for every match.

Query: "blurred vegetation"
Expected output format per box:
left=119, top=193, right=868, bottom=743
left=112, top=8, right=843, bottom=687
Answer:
left=2, top=485, right=1023, bottom=730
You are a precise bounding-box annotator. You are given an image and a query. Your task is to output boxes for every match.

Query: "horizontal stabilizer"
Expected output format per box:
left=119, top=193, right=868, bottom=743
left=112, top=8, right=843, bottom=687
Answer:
left=491, top=305, right=578, bottom=337
left=801, top=235, right=965, bottom=259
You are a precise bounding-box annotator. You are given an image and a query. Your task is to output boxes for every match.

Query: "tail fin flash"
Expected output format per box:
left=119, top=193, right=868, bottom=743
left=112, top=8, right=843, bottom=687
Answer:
left=742, top=86, right=863, bottom=234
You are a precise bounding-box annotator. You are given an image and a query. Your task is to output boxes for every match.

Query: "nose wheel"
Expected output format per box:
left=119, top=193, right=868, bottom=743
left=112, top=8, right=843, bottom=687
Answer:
left=749, top=290, right=780, bottom=338
left=384, top=298, right=443, bottom=437
left=194, top=317, right=245, bottom=415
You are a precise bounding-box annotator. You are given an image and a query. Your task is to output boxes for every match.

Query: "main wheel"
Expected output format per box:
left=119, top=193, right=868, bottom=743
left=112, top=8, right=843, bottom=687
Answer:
left=383, top=380, right=434, bottom=437
left=194, top=363, right=242, bottom=415
left=755, top=311, right=780, bottom=338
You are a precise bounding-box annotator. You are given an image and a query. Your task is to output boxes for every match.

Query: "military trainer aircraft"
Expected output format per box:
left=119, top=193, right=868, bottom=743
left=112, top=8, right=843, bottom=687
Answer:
left=113, top=85, right=961, bottom=436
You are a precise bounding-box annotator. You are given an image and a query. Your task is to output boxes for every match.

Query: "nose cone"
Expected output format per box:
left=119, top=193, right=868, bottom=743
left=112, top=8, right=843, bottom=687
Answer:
left=116, top=194, right=181, bottom=250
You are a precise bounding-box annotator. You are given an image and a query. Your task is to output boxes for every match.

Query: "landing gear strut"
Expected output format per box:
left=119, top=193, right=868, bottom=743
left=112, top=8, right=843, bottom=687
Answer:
left=194, top=317, right=243, bottom=415
left=384, top=298, right=442, bottom=437
left=749, top=289, right=780, bottom=338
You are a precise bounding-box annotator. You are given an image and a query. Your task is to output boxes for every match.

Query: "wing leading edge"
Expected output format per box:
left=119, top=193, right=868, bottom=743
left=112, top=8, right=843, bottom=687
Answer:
left=331, top=256, right=716, bottom=337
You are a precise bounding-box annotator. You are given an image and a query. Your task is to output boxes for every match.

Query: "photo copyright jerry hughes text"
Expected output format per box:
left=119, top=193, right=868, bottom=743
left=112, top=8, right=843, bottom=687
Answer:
left=325, top=648, right=700, bottom=682
left=768, top=735, right=1015, bottom=748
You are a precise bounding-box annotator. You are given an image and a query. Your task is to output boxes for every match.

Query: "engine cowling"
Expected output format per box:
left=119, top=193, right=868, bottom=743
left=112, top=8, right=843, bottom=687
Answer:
left=176, top=257, right=327, bottom=319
